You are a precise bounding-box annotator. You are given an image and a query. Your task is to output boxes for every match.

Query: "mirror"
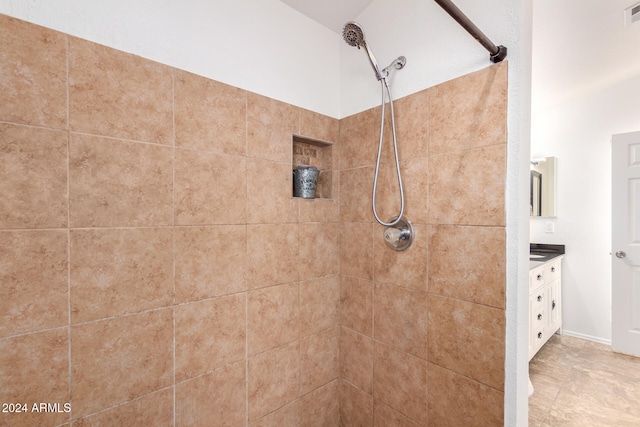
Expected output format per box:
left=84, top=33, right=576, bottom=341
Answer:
left=530, top=156, right=556, bottom=217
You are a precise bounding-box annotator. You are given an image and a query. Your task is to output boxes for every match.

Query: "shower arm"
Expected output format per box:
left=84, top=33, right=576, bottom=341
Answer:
left=433, top=0, right=507, bottom=63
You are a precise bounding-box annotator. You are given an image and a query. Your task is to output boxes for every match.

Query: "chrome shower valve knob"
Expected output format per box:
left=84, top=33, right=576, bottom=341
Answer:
left=383, top=217, right=414, bottom=251
left=383, top=227, right=402, bottom=245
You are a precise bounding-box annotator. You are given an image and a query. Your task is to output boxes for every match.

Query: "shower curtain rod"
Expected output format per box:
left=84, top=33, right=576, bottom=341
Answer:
left=434, top=0, right=507, bottom=63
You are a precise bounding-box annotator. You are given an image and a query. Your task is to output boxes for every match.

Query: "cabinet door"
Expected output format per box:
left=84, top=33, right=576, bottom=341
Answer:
left=548, top=279, right=561, bottom=333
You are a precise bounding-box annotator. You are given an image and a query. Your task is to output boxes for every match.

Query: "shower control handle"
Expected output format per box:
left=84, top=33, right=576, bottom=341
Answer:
left=383, top=217, right=414, bottom=252
left=616, top=251, right=626, bottom=259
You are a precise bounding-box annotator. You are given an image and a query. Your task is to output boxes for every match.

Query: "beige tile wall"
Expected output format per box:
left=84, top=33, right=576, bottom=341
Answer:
left=0, top=12, right=507, bottom=427
left=338, top=62, right=508, bottom=426
left=0, top=14, right=340, bottom=426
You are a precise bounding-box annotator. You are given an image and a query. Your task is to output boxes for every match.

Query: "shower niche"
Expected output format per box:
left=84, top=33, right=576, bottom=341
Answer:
left=292, top=134, right=333, bottom=199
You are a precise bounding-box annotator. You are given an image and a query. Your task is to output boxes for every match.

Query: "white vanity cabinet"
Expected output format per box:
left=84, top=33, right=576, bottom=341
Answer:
left=528, top=256, right=562, bottom=360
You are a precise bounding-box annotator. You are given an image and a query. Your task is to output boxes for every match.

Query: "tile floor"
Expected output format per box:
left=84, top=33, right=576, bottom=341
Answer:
left=529, top=334, right=640, bottom=426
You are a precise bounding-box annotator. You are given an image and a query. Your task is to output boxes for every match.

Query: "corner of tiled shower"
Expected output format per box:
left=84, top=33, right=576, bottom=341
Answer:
left=0, top=12, right=508, bottom=426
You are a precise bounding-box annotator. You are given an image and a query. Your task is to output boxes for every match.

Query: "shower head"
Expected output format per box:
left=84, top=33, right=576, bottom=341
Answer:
left=342, top=21, right=366, bottom=48
left=342, top=21, right=384, bottom=80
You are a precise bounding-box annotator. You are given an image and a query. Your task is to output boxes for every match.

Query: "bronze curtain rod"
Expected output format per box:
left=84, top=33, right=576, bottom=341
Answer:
left=434, top=0, right=507, bottom=63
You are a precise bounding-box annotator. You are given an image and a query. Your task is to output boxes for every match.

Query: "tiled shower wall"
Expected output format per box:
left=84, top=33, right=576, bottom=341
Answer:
left=0, top=13, right=507, bottom=427
left=337, top=63, right=507, bottom=425
left=1, top=14, right=341, bottom=426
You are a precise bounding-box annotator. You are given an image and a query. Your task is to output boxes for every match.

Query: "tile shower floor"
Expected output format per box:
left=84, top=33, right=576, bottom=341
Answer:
left=528, top=334, right=640, bottom=426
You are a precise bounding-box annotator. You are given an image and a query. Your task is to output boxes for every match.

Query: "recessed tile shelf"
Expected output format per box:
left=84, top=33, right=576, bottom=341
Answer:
left=292, top=134, right=333, bottom=199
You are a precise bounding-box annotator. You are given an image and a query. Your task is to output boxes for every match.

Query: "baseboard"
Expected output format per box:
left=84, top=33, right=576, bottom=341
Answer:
left=560, top=329, right=611, bottom=346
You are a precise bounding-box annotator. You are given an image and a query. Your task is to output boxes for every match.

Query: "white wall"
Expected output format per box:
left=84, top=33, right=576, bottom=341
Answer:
left=531, top=73, right=640, bottom=343
left=0, top=0, right=342, bottom=118
left=0, top=0, right=532, bottom=423
left=339, top=0, right=518, bottom=117
left=503, top=2, right=533, bottom=424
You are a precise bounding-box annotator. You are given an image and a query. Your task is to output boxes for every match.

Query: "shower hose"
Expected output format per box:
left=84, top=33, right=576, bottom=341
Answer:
left=372, top=77, right=405, bottom=227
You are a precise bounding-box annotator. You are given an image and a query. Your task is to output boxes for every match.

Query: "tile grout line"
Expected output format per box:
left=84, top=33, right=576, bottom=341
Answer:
left=370, top=221, right=376, bottom=422
left=65, top=32, right=73, bottom=426
left=245, top=292, right=249, bottom=427
left=296, top=129, right=302, bottom=415
left=171, top=66, right=177, bottom=427
left=0, top=286, right=272, bottom=340
left=336, top=121, right=342, bottom=421
left=243, top=89, right=249, bottom=427
left=424, top=113, right=431, bottom=426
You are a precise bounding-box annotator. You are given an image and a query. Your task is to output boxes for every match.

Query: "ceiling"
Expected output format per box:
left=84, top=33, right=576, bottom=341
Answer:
left=532, top=0, right=640, bottom=112
left=279, top=0, right=374, bottom=33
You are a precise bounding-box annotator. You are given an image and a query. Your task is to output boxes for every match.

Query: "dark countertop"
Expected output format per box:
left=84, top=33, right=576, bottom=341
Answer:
left=530, top=243, right=565, bottom=270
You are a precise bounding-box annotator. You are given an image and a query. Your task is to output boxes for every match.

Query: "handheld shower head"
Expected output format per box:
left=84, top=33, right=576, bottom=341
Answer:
left=342, top=21, right=365, bottom=48
left=342, top=21, right=384, bottom=80
left=342, top=22, right=409, bottom=231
